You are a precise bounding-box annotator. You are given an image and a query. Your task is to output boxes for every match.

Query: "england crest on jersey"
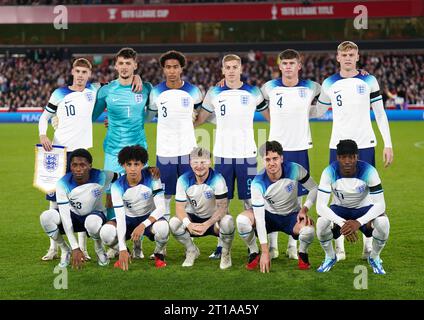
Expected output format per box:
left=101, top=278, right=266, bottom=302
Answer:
left=357, top=84, right=366, bottom=95
left=181, top=97, right=190, bottom=108
left=298, top=88, right=307, bottom=98
left=44, top=154, right=59, bottom=172
left=240, top=95, right=249, bottom=105
left=85, top=92, right=94, bottom=102
left=356, top=184, right=366, bottom=193
left=204, top=191, right=213, bottom=199
left=142, top=192, right=150, bottom=200
left=92, top=188, right=102, bottom=198
left=135, top=94, right=144, bottom=104
left=285, top=182, right=294, bottom=193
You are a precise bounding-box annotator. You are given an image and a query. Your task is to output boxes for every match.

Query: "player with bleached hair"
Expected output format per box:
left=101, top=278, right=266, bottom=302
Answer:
left=313, top=41, right=394, bottom=261
left=236, top=141, right=317, bottom=273
left=316, top=139, right=390, bottom=274
left=39, top=148, right=118, bottom=269
left=99, top=145, right=169, bottom=270
left=193, top=54, right=268, bottom=260
left=169, top=147, right=234, bottom=269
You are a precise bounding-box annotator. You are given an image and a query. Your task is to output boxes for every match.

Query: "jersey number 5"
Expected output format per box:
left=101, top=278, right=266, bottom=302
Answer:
left=336, top=94, right=342, bottom=107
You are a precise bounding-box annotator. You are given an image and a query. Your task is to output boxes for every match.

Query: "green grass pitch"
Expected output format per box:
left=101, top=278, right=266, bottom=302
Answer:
left=0, top=121, right=423, bottom=299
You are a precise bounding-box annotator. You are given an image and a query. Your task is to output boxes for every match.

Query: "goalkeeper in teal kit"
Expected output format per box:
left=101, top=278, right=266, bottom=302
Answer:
left=92, top=47, right=153, bottom=173
left=92, top=47, right=154, bottom=259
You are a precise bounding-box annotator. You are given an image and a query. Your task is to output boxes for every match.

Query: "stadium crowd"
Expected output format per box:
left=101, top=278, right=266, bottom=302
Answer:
left=1, top=49, right=423, bottom=111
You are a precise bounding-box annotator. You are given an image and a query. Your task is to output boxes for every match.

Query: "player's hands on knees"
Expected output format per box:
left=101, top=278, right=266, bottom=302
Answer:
left=131, top=75, right=143, bottom=92
left=131, top=224, right=145, bottom=241
left=117, top=250, right=131, bottom=271
left=39, top=135, right=53, bottom=152
left=341, top=220, right=361, bottom=242
left=345, top=232, right=359, bottom=243
left=148, top=167, right=160, bottom=179
left=297, top=207, right=312, bottom=226
left=72, top=248, right=85, bottom=270
left=260, top=251, right=271, bottom=273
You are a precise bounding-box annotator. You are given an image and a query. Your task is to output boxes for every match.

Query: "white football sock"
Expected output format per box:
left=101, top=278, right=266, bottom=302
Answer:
left=236, top=214, right=258, bottom=254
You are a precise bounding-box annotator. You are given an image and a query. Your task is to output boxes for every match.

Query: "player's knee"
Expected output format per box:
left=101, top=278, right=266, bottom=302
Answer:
left=373, top=215, right=390, bottom=240
left=152, top=220, right=170, bottom=240
left=316, top=216, right=332, bottom=239
left=236, top=214, right=252, bottom=234
left=84, top=215, right=103, bottom=235
left=219, top=215, right=235, bottom=234
left=40, top=209, right=60, bottom=228
left=169, top=216, right=184, bottom=235
left=100, top=224, right=117, bottom=246
left=299, top=225, right=315, bottom=243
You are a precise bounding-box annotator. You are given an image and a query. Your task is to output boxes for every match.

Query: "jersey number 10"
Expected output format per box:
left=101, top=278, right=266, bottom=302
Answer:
left=65, top=104, right=76, bottom=116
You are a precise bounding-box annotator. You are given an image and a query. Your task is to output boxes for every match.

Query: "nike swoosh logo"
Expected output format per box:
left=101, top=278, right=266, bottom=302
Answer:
left=112, top=98, right=119, bottom=102
left=276, top=93, right=283, bottom=96
left=65, top=101, right=72, bottom=104
left=160, top=101, right=167, bottom=105
left=218, top=100, right=225, bottom=103
left=334, top=90, right=341, bottom=94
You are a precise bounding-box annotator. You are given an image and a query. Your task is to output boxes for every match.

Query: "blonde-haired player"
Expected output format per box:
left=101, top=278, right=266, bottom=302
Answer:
left=314, top=41, right=393, bottom=261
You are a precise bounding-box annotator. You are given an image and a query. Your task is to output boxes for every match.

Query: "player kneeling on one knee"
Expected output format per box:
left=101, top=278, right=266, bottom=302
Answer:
left=40, top=149, right=118, bottom=269
left=316, top=140, right=390, bottom=274
left=99, top=145, right=169, bottom=270
left=236, top=141, right=317, bottom=273
left=169, top=147, right=234, bottom=269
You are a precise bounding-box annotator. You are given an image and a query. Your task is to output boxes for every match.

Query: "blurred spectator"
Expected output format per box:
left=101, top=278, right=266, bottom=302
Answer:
left=0, top=48, right=423, bottom=111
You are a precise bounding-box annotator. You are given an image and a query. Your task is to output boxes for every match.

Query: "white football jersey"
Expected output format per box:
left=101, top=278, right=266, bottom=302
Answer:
left=251, top=161, right=315, bottom=215
left=56, top=169, right=115, bottom=216
left=45, top=83, right=99, bottom=151
left=202, top=83, right=266, bottom=158
left=318, top=160, right=383, bottom=208
left=175, top=169, right=228, bottom=219
left=261, top=79, right=320, bottom=151
left=149, top=81, right=203, bottom=157
left=318, top=73, right=383, bottom=149
left=111, top=169, right=164, bottom=218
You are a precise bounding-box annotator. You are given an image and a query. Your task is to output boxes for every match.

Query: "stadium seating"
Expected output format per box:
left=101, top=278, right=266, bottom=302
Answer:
left=0, top=49, right=423, bottom=111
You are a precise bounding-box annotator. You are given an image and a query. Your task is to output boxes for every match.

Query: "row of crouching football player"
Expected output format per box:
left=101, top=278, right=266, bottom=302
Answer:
left=40, top=139, right=389, bottom=274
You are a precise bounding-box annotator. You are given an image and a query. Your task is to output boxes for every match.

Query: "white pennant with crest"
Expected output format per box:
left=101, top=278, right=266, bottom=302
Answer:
left=33, top=144, right=67, bottom=194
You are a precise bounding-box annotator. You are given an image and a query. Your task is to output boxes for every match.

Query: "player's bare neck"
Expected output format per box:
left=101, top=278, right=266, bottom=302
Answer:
left=119, top=76, right=133, bottom=86
left=340, top=169, right=356, bottom=178
left=226, top=80, right=243, bottom=89
left=340, top=69, right=359, bottom=78
left=69, top=84, right=85, bottom=92
left=267, top=170, right=282, bottom=183
left=282, top=77, right=298, bottom=87
left=127, top=176, right=142, bottom=187
left=167, top=79, right=183, bottom=89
